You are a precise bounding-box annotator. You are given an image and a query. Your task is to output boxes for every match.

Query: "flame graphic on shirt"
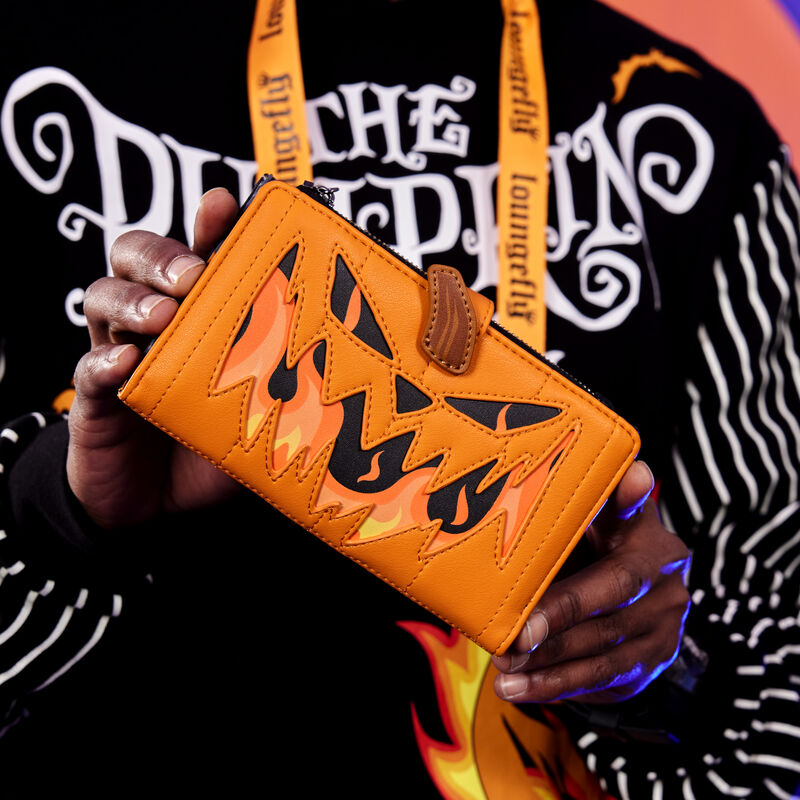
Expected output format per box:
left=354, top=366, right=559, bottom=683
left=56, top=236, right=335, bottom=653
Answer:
left=611, top=47, right=700, bottom=103
left=399, top=622, right=616, bottom=800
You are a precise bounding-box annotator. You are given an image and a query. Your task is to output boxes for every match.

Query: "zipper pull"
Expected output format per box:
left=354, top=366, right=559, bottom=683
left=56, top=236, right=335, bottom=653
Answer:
left=300, top=180, right=337, bottom=209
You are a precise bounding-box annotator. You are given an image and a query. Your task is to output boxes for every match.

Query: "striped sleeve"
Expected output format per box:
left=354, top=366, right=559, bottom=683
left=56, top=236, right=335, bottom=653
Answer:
left=0, top=412, right=125, bottom=735
left=575, top=149, right=800, bottom=799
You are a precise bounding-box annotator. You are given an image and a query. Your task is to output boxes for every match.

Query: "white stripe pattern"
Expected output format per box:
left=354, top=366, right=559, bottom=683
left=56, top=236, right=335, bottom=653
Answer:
left=735, top=750, right=800, bottom=775
left=764, top=777, right=800, bottom=800
left=0, top=412, right=127, bottom=744
left=0, top=607, right=75, bottom=688
left=706, top=770, right=752, bottom=797
left=709, top=253, right=778, bottom=510
left=741, top=502, right=800, bottom=554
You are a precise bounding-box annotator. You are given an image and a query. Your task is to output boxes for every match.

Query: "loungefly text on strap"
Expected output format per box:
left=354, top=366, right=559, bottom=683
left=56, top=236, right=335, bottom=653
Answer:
left=247, top=0, right=549, bottom=351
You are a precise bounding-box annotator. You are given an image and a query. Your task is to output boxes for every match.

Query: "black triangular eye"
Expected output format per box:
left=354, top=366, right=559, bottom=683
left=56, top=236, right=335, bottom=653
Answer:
left=330, top=255, right=392, bottom=359
left=232, top=305, right=252, bottom=347
left=232, top=245, right=298, bottom=347
left=277, top=244, right=299, bottom=280
left=445, top=397, right=560, bottom=431
left=395, top=375, right=433, bottom=414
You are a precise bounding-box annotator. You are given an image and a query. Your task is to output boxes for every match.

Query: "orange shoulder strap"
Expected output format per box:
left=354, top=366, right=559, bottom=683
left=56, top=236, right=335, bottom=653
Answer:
left=248, top=0, right=312, bottom=186
left=497, top=0, right=549, bottom=351
left=247, top=0, right=549, bottom=352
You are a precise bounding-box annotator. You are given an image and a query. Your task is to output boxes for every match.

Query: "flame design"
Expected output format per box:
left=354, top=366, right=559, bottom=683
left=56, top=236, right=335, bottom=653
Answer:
left=357, top=451, right=383, bottom=482
left=398, top=622, right=491, bottom=799
left=271, top=347, right=341, bottom=472
left=496, top=404, right=510, bottom=433
left=344, top=284, right=362, bottom=331
left=400, top=622, right=617, bottom=800
left=453, top=486, right=470, bottom=526
left=214, top=240, right=574, bottom=561
left=427, top=432, right=574, bottom=558
left=611, top=47, right=700, bottom=103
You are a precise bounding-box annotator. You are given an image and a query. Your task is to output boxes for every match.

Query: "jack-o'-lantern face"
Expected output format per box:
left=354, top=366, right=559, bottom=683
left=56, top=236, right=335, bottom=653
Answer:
left=216, top=241, right=573, bottom=564
left=121, top=182, right=637, bottom=654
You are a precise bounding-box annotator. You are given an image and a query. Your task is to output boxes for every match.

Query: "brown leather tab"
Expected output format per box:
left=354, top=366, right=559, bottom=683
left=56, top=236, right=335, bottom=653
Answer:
left=422, top=264, right=478, bottom=374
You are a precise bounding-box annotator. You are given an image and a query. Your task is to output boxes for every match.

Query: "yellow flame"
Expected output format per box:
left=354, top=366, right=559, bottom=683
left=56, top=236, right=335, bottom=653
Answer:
left=401, top=622, right=615, bottom=800
left=357, top=507, right=404, bottom=541
left=246, top=413, right=265, bottom=439
left=274, top=424, right=302, bottom=461
left=399, top=623, right=491, bottom=800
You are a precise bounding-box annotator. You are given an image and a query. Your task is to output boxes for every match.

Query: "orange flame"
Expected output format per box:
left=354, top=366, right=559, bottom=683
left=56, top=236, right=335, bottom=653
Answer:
left=270, top=347, right=343, bottom=472
left=611, top=47, right=699, bottom=103
left=397, top=622, right=491, bottom=800
left=357, top=451, right=383, bottom=482
left=400, top=622, right=617, bottom=800
left=216, top=248, right=574, bottom=556
left=426, top=431, right=575, bottom=558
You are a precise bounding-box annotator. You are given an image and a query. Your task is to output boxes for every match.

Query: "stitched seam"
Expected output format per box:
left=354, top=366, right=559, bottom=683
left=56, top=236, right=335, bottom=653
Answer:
left=136, top=412, right=474, bottom=637
left=145, top=190, right=297, bottom=416
left=482, top=424, right=633, bottom=652
left=131, top=182, right=639, bottom=651
left=422, top=267, right=475, bottom=371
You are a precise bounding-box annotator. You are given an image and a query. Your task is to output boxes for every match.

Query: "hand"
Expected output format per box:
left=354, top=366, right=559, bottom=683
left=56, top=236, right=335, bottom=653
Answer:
left=492, top=461, right=690, bottom=704
left=67, top=188, right=243, bottom=528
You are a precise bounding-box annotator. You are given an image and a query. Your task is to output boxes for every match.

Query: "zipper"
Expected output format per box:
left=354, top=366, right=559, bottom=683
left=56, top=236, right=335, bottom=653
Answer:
left=291, top=177, right=604, bottom=403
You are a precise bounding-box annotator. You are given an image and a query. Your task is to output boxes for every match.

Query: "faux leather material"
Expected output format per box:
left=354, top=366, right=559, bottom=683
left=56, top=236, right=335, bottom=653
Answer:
left=422, top=264, right=478, bottom=374
left=119, top=179, right=640, bottom=655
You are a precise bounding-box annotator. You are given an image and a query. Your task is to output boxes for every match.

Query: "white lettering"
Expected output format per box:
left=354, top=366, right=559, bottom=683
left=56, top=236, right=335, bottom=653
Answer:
left=306, top=90, right=347, bottom=165
left=162, top=134, right=221, bottom=244
left=618, top=103, right=714, bottom=214
left=571, top=103, right=644, bottom=261
left=363, top=172, right=460, bottom=266
left=454, top=163, right=498, bottom=293
left=408, top=76, right=475, bottom=158
left=546, top=131, right=591, bottom=262
left=547, top=249, right=642, bottom=331
left=339, top=82, right=424, bottom=170
left=2, top=67, right=258, bottom=328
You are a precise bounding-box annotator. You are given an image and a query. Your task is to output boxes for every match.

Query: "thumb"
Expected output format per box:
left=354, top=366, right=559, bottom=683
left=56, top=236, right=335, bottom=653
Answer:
left=607, top=460, right=655, bottom=521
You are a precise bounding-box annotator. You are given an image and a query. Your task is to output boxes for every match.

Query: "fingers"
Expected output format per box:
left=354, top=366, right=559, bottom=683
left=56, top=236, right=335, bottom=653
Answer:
left=503, top=502, right=673, bottom=657
left=494, top=636, right=660, bottom=704
left=109, top=230, right=206, bottom=298
left=611, top=460, right=655, bottom=520
left=67, top=187, right=241, bottom=531
left=491, top=484, right=691, bottom=705
left=492, top=572, right=688, bottom=703
left=494, top=571, right=687, bottom=674
left=73, top=343, right=141, bottom=401
left=89, top=187, right=238, bottom=348
left=192, top=187, right=239, bottom=259
left=84, top=278, right=179, bottom=348
left=69, top=344, right=144, bottom=446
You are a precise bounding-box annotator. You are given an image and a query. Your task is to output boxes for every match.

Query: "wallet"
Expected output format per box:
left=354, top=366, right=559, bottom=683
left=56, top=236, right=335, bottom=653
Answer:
left=119, top=177, right=640, bottom=655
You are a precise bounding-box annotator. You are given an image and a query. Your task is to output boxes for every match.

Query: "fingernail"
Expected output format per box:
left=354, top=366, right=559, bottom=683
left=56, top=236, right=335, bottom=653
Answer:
left=166, top=255, right=204, bottom=284
left=199, top=187, right=227, bottom=203
left=498, top=673, right=529, bottom=700
left=106, top=344, right=135, bottom=365
left=525, top=612, right=549, bottom=654
left=618, top=462, right=655, bottom=521
left=509, top=652, right=532, bottom=671
left=138, top=294, right=170, bottom=318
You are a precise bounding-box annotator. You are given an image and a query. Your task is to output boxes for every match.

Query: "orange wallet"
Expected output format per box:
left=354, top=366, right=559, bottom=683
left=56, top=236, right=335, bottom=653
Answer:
left=119, top=177, right=640, bottom=655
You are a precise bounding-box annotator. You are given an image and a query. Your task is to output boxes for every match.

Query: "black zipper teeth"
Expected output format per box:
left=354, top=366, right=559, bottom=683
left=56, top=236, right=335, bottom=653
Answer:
left=293, top=179, right=600, bottom=401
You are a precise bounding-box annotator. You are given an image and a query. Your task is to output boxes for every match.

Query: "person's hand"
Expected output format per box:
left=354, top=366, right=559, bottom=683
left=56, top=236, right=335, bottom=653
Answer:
left=492, top=461, right=690, bottom=704
left=67, top=188, right=243, bottom=529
